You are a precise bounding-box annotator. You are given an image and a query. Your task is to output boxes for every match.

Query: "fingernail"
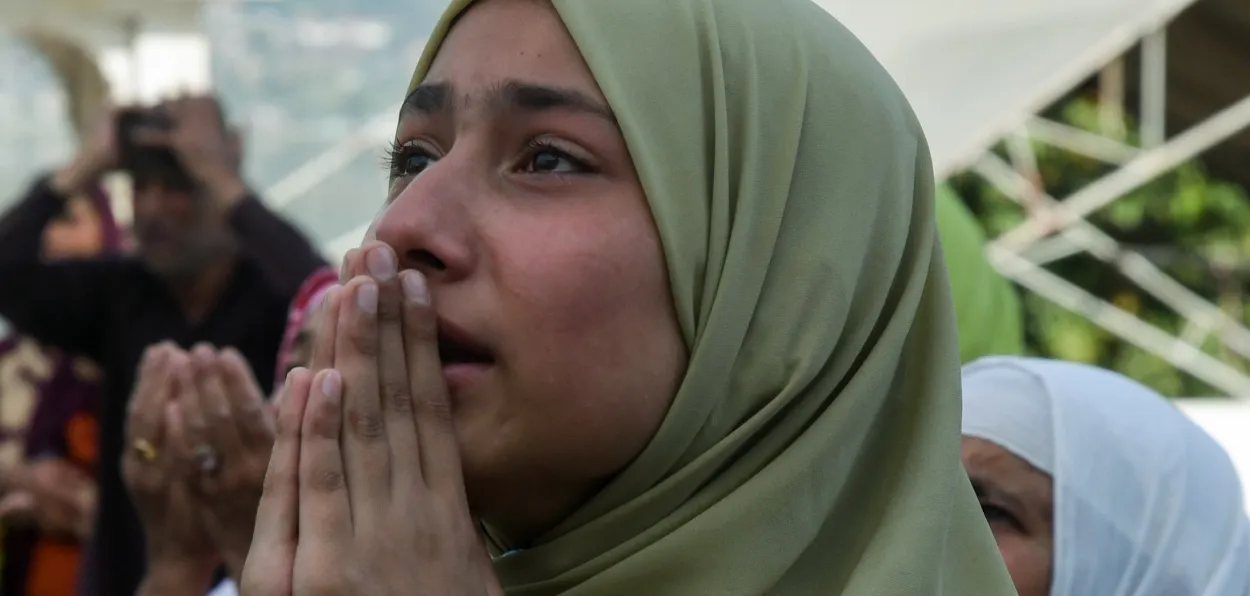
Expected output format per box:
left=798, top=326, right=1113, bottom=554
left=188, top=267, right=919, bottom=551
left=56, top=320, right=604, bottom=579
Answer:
left=340, top=249, right=356, bottom=282
left=366, top=246, right=397, bottom=281
left=321, top=370, right=342, bottom=402
left=324, top=284, right=342, bottom=310
left=401, top=270, right=430, bottom=305
left=357, top=281, right=378, bottom=314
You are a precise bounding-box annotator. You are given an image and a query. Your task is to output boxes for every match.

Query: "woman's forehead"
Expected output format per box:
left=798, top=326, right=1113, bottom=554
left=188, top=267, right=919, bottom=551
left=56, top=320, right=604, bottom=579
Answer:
left=421, top=0, right=604, bottom=104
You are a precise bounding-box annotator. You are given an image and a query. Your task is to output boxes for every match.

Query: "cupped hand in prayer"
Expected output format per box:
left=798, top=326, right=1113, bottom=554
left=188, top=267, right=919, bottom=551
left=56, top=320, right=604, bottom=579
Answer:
left=177, top=344, right=276, bottom=580
left=124, top=343, right=219, bottom=591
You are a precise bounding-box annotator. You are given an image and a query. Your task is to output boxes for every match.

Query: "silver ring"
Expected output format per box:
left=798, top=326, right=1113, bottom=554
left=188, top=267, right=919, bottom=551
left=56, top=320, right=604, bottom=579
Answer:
left=192, top=444, right=221, bottom=476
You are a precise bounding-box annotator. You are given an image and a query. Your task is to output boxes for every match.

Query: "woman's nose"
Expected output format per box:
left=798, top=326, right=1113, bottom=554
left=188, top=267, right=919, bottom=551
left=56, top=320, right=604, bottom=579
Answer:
left=370, top=172, right=476, bottom=284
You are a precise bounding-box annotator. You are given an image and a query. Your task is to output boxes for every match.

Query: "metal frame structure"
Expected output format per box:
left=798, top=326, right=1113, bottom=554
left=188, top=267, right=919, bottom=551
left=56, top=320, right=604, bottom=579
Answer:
left=980, top=26, right=1250, bottom=398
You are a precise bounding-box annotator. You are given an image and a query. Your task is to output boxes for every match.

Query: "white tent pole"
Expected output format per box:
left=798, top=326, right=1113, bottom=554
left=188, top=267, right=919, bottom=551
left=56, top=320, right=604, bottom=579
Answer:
left=1098, top=59, right=1128, bottom=140
left=263, top=104, right=399, bottom=209
left=973, top=153, right=1250, bottom=359
left=1025, top=117, right=1140, bottom=164
left=1140, top=28, right=1168, bottom=148
left=993, top=93, right=1250, bottom=252
left=988, top=247, right=1250, bottom=398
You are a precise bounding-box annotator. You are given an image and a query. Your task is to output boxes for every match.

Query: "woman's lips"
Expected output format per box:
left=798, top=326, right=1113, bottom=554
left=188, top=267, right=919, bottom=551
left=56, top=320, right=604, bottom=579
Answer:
left=436, top=317, right=495, bottom=392
left=442, top=363, right=491, bottom=392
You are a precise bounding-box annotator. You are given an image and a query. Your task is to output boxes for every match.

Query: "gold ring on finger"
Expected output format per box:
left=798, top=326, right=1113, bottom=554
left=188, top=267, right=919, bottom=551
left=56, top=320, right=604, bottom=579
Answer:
left=132, top=438, right=159, bottom=462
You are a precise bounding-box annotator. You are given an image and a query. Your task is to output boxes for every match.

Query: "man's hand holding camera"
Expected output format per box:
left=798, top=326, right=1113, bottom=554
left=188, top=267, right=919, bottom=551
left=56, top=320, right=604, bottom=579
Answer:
left=51, top=111, right=117, bottom=196
left=52, top=95, right=247, bottom=215
left=133, top=96, right=248, bottom=213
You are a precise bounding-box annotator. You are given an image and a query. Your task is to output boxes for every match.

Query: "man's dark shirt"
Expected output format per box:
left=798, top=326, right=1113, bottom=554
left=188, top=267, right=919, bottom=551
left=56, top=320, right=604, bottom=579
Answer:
left=0, top=177, right=326, bottom=596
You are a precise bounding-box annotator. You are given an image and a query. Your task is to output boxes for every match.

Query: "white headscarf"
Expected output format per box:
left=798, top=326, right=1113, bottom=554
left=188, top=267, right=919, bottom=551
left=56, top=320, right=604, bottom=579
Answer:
left=962, top=357, right=1250, bottom=596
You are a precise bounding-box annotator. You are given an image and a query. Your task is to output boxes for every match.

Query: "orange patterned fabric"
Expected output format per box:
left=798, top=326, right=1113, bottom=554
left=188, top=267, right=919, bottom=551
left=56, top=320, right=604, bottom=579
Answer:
left=25, top=542, right=80, bottom=596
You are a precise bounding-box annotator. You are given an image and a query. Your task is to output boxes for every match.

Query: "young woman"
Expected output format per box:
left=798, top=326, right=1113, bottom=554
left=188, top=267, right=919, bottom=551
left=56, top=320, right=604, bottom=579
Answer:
left=140, top=0, right=1019, bottom=593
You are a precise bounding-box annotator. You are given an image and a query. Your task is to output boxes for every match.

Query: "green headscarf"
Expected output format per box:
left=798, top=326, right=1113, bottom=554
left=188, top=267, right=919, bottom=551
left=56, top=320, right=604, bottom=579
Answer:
left=935, top=185, right=1025, bottom=362
left=411, top=0, right=1016, bottom=594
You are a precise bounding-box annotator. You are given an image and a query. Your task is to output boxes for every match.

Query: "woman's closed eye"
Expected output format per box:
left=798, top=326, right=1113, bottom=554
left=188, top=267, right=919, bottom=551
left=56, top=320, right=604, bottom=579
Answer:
left=980, top=501, right=1025, bottom=533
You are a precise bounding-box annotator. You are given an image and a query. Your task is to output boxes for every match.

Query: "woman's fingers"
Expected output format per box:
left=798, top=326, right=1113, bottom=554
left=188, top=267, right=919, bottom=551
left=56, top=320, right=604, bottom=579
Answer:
left=298, top=368, right=353, bottom=541
left=175, top=356, right=211, bottom=477
left=340, top=247, right=367, bottom=282
left=310, top=286, right=342, bottom=372
left=242, top=368, right=310, bottom=596
left=125, top=343, right=175, bottom=447
left=335, top=273, right=390, bottom=514
left=163, top=399, right=189, bottom=469
left=192, top=344, right=245, bottom=458
left=364, top=246, right=421, bottom=490
left=219, top=348, right=274, bottom=448
left=399, top=269, right=464, bottom=490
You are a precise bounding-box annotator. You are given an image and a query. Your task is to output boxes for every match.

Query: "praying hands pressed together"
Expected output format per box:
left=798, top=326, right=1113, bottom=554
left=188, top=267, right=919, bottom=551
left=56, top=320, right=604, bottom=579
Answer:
left=241, top=242, right=502, bottom=596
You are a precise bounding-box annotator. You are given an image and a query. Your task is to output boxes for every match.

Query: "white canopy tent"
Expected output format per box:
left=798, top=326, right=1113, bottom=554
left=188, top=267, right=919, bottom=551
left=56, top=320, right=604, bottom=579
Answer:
left=815, top=0, right=1196, bottom=178
left=813, top=0, right=1250, bottom=509
left=5, top=0, right=1250, bottom=507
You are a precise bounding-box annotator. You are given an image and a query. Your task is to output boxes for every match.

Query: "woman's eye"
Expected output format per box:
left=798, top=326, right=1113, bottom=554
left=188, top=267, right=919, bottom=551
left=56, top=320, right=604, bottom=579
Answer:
left=980, top=503, right=1023, bottom=531
left=522, top=147, right=585, bottom=175
left=389, top=145, right=438, bottom=179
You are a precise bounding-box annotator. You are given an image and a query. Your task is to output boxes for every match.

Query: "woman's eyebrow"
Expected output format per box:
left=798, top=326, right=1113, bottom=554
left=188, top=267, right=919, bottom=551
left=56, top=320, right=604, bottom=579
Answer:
left=493, top=80, right=616, bottom=123
left=400, top=79, right=616, bottom=124
left=402, top=82, right=452, bottom=116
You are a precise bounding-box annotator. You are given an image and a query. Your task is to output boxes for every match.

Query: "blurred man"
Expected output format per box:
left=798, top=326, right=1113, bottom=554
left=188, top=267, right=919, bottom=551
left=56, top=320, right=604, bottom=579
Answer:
left=0, top=95, right=327, bottom=596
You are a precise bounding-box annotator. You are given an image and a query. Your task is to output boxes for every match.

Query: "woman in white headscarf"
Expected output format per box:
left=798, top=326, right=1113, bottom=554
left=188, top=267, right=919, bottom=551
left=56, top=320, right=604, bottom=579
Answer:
left=961, top=356, right=1250, bottom=596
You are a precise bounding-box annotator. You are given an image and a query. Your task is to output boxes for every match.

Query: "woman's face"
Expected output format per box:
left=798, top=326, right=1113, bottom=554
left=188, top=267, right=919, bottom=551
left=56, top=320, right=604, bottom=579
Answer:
left=961, top=437, right=1055, bottom=596
left=372, top=0, right=687, bottom=541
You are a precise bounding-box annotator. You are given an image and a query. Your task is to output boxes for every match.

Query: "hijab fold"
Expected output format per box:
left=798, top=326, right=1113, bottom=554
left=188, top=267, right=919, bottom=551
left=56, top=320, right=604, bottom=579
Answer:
left=411, top=1, right=1015, bottom=593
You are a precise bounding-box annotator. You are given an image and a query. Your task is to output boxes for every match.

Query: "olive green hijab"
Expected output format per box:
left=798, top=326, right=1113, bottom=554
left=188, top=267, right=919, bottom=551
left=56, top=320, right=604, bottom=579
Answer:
left=411, top=0, right=1016, bottom=594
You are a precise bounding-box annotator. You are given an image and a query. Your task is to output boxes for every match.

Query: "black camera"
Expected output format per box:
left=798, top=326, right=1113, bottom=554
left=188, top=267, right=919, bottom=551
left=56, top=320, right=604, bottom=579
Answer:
left=116, top=107, right=195, bottom=190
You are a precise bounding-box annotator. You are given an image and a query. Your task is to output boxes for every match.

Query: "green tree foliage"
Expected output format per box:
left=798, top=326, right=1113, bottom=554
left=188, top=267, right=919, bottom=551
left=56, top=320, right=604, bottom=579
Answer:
left=949, top=96, right=1250, bottom=397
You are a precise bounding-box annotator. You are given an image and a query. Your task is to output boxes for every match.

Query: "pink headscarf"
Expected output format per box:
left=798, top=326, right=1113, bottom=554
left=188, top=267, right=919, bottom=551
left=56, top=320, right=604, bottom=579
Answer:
left=273, top=267, right=338, bottom=391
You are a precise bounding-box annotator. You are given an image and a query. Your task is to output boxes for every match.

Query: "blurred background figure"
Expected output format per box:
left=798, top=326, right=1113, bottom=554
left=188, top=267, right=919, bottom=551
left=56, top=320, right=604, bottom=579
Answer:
left=936, top=184, right=1025, bottom=362
left=962, top=357, right=1250, bottom=596
left=124, top=267, right=336, bottom=596
left=0, top=186, right=119, bottom=596
left=0, top=94, right=326, bottom=596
